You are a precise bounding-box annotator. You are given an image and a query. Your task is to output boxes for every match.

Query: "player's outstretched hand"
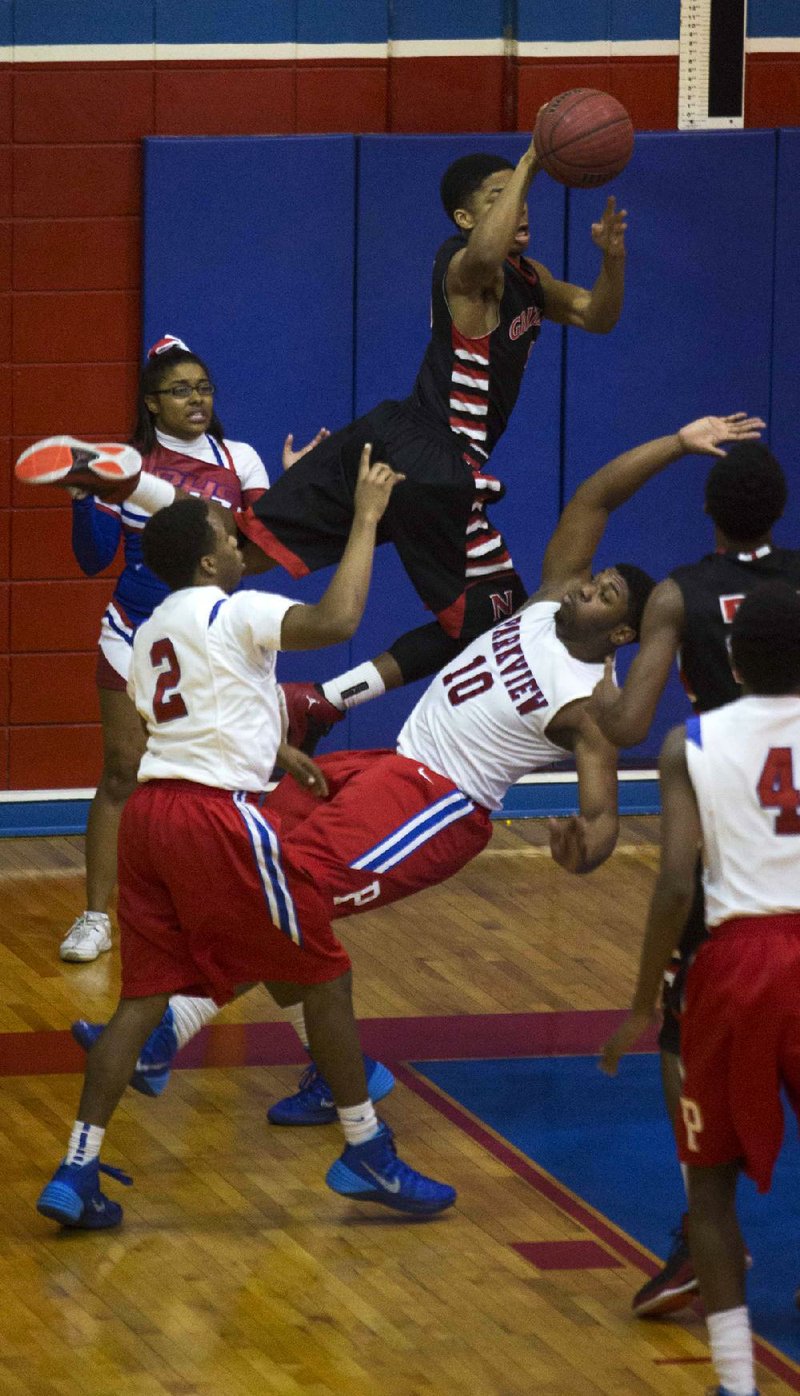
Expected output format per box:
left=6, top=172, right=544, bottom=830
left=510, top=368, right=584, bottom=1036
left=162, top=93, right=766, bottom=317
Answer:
left=591, top=196, right=627, bottom=258
left=547, top=814, right=589, bottom=873
left=275, top=743, right=329, bottom=798
left=600, top=1009, right=655, bottom=1076
left=353, top=444, right=405, bottom=525
left=283, top=428, right=330, bottom=471
left=677, top=412, right=766, bottom=458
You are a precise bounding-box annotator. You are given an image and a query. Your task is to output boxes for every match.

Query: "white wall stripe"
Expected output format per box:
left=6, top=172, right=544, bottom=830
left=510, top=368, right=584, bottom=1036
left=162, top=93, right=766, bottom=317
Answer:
left=747, top=38, right=800, bottom=53
left=517, top=39, right=679, bottom=58
left=9, top=37, right=800, bottom=65
left=390, top=39, right=505, bottom=58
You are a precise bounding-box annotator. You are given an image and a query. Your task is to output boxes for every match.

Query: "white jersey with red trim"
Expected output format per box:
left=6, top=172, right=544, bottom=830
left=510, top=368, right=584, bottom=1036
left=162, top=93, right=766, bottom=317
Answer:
left=685, top=696, right=800, bottom=927
left=129, top=585, right=295, bottom=792
left=397, top=600, right=606, bottom=810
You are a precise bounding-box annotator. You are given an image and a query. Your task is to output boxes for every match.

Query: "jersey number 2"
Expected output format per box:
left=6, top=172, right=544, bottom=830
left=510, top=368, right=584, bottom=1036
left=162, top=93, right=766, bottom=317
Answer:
left=757, top=747, right=800, bottom=835
left=150, top=638, right=188, bottom=724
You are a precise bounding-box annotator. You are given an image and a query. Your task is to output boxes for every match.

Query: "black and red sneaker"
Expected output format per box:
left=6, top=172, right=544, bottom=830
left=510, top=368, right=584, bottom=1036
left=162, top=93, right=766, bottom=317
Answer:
left=15, top=436, right=141, bottom=503
left=632, top=1214, right=698, bottom=1318
left=281, top=681, right=345, bottom=756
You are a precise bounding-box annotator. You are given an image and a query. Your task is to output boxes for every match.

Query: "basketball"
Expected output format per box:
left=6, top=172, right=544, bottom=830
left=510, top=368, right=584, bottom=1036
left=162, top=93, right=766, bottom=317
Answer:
left=533, top=89, right=634, bottom=188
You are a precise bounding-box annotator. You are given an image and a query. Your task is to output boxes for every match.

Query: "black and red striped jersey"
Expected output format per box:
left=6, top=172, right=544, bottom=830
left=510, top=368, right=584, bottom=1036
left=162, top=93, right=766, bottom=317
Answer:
left=408, top=234, right=545, bottom=466
left=671, top=545, right=800, bottom=713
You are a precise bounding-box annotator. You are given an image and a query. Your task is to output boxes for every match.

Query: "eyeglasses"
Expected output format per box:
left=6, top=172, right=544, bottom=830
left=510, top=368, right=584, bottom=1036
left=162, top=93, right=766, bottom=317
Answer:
left=152, top=380, right=216, bottom=400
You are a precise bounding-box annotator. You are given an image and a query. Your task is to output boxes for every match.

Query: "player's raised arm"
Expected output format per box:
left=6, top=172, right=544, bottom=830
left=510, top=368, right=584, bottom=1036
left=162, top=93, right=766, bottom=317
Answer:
left=533, top=196, right=627, bottom=334
left=601, top=724, right=701, bottom=1074
left=280, top=446, right=404, bottom=651
left=446, top=139, right=540, bottom=297
left=539, top=413, right=765, bottom=596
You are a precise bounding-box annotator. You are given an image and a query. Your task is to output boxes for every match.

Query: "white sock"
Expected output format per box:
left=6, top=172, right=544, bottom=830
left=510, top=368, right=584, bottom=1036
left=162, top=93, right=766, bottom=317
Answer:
left=66, top=1120, right=105, bottom=1166
left=338, top=1100, right=380, bottom=1146
left=284, top=1001, right=310, bottom=1049
left=126, top=472, right=176, bottom=515
left=168, top=995, right=219, bottom=1048
left=321, top=662, right=385, bottom=712
left=707, top=1306, right=756, bottom=1395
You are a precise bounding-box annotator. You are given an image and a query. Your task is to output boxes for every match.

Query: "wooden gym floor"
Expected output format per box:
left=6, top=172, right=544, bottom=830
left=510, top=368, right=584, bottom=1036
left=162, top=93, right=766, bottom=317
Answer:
left=0, top=817, right=796, bottom=1396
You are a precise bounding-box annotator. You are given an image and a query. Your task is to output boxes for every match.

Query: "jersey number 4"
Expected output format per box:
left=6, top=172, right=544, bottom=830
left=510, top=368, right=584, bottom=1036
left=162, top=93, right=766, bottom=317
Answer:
left=150, top=638, right=188, bottom=724
left=757, top=747, right=800, bottom=835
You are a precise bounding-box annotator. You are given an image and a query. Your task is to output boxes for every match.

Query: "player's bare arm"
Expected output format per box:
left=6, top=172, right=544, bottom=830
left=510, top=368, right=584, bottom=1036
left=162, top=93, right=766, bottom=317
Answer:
left=280, top=446, right=404, bottom=651
left=536, top=413, right=766, bottom=601
left=546, top=703, right=619, bottom=874
left=600, top=724, right=702, bottom=1074
left=533, top=196, right=627, bottom=334
left=446, top=138, right=540, bottom=329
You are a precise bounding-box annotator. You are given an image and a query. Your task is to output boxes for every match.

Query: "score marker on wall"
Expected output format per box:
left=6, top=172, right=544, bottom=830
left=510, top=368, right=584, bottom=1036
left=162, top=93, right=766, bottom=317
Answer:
left=679, top=0, right=747, bottom=128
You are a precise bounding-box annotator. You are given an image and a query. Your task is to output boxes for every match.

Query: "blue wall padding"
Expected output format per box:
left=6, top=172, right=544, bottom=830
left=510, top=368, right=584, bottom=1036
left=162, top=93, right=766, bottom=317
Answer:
left=770, top=130, right=800, bottom=505
left=563, top=130, right=776, bottom=756
left=142, top=134, right=360, bottom=690
left=144, top=129, right=786, bottom=759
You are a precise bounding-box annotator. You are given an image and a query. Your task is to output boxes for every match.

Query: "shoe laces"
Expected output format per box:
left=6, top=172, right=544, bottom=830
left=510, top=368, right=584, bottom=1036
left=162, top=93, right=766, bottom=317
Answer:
left=98, top=1162, right=133, bottom=1187
left=67, top=914, right=108, bottom=942
left=297, top=1065, right=332, bottom=1103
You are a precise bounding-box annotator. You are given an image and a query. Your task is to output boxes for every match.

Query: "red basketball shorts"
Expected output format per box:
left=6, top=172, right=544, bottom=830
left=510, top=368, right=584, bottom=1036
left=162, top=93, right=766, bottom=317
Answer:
left=117, top=780, right=351, bottom=1003
left=266, top=749, right=493, bottom=917
left=677, top=913, right=800, bottom=1191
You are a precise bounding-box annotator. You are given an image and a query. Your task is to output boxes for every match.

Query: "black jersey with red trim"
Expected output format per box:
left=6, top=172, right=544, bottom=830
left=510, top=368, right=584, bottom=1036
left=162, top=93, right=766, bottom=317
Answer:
left=671, top=545, right=800, bottom=713
left=407, top=234, right=545, bottom=465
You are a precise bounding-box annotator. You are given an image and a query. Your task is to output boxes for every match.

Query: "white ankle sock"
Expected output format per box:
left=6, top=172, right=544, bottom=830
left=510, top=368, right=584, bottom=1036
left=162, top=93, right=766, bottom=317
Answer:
left=321, top=662, right=385, bottom=711
left=338, top=1100, right=380, bottom=1146
left=66, top=1120, right=105, bottom=1166
left=707, top=1306, right=756, bottom=1395
left=284, top=1001, right=310, bottom=1049
left=168, top=995, right=219, bottom=1048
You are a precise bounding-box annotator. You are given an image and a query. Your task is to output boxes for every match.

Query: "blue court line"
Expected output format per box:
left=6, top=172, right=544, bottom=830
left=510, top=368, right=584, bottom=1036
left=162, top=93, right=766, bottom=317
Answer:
left=413, top=1054, right=800, bottom=1371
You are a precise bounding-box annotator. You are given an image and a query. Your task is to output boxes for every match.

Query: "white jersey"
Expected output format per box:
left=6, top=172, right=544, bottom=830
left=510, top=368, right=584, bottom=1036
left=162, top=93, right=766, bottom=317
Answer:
left=129, top=585, right=295, bottom=791
left=686, top=695, right=800, bottom=926
left=397, top=600, right=606, bottom=810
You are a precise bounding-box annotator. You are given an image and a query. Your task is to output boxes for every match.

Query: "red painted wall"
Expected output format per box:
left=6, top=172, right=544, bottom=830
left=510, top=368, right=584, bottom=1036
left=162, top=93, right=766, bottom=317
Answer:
left=4, top=52, right=800, bottom=789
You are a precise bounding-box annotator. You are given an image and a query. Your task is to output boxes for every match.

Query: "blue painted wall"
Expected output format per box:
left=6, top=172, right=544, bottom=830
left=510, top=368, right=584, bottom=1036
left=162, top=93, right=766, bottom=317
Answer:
left=143, top=128, right=795, bottom=761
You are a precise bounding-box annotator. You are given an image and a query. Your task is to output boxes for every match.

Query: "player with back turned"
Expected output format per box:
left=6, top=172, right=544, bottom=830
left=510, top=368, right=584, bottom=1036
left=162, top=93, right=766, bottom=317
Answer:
left=603, top=581, right=800, bottom=1396
left=591, top=439, right=800, bottom=1317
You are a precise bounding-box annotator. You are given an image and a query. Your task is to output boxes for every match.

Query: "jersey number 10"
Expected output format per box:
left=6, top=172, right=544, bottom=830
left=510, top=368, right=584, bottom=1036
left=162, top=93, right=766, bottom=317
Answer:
left=757, top=746, right=800, bottom=835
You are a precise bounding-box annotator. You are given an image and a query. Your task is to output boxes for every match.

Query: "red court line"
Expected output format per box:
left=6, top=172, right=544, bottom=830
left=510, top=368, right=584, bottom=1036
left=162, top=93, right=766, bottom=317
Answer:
left=0, top=1008, right=656, bottom=1078
left=396, top=1062, right=800, bottom=1393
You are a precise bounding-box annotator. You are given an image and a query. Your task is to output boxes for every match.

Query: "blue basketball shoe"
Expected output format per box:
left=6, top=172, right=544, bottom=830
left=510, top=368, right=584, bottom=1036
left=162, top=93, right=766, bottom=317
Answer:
left=326, top=1122, right=456, bottom=1215
left=267, top=1055, right=395, bottom=1125
left=712, top=1389, right=760, bottom=1395
left=37, top=1157, right=132, bottom=1229
left=71, top=1006, right=178, bottom=1097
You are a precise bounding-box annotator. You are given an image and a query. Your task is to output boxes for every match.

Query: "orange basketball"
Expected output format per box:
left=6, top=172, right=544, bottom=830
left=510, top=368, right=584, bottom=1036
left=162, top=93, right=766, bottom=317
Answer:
left=533, top=89, right=634, bottom=188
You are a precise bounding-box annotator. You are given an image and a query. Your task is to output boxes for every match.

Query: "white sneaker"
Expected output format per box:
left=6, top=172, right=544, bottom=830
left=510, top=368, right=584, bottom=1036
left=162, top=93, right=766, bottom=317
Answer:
left=60, top=912, right=113, bottom=963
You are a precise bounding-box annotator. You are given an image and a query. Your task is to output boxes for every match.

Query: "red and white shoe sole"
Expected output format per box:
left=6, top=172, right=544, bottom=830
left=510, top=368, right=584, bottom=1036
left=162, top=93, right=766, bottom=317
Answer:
left=15, top=436, right=141, bottom=486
